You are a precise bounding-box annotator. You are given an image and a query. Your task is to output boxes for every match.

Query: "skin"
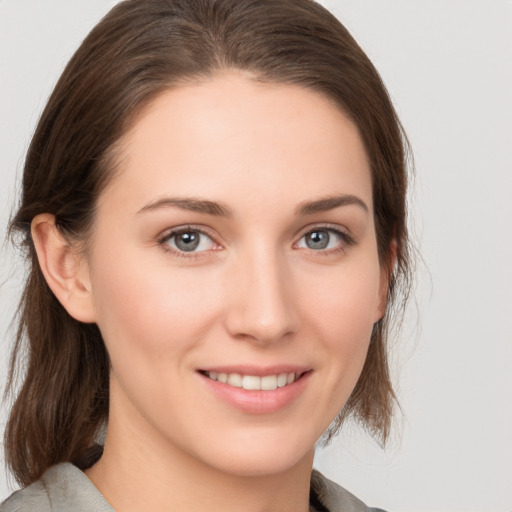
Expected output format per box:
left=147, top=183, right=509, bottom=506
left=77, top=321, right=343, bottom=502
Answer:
left=33, top=72, right=388, bottom=512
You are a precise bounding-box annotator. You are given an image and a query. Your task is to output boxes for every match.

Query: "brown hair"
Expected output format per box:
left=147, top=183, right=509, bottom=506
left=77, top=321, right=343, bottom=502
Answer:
left=6, top=0, right=412, bottom=486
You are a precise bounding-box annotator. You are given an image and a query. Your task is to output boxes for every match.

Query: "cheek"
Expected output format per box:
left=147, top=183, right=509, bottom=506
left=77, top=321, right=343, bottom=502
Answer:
left=298, top=257, right=381, bottom=400
left=89, top=249, right=222, bottom=362
left=301, top=258, right=381, bottom=342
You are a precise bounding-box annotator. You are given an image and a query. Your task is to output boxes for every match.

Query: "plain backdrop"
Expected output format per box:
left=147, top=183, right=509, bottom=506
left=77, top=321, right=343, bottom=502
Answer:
left=0, top=1, right=511, bottom=511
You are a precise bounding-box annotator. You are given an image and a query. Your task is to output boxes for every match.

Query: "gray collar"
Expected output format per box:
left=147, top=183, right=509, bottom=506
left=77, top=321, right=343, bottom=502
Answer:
left=1, top=463, right=384, bottom=512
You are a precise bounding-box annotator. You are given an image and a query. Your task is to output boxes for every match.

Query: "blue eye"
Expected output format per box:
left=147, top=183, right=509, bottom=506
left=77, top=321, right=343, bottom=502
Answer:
left=297, top=228, right=347, bottom=251
left=163, top=229, right=216, bottom=253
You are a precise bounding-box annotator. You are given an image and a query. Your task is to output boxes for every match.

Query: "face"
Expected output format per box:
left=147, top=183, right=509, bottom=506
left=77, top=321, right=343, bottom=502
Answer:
left=83, top=73, right=386, bottom=477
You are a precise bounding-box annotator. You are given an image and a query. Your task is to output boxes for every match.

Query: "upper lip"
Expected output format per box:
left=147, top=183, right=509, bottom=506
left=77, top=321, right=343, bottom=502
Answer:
left=197, top=365, right=311, bottom=377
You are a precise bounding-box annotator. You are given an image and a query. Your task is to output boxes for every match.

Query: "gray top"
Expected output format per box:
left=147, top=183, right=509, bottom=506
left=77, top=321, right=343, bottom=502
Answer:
left=0, top=463, right=386, bottom=512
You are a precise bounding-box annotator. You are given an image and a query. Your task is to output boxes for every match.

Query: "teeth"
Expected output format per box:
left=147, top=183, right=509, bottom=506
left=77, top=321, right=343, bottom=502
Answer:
left=260, top=375, right=277, bottom=390
left=242, top=375, right=260, bottom=390
left=227, top=373, right=242, bottom=387
left=206, top=371, right=298, bottom=390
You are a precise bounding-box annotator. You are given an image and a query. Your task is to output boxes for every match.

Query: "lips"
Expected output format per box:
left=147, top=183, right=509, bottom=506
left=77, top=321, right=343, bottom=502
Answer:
left=197, top=366, right=312, bottom=414
left=201, top=371, right=298, bottom=391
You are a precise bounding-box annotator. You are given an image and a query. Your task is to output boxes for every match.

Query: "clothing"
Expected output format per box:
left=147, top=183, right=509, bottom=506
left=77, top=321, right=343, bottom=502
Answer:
left=0, top=463, right=386, bottom=512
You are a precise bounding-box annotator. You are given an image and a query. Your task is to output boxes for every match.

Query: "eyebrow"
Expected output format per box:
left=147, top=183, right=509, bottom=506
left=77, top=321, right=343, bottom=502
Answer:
left=137, top=197, right=233, bottom=217
left=295, top=194, right=369, bottom=216
left=137, top=193, right=368, bottom=217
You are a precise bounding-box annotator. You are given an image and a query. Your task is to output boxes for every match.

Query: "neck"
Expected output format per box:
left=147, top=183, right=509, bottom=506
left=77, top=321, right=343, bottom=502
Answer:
left=85, top=392, right=314, bottom=512
left=87, top=435, right=314, bottom=512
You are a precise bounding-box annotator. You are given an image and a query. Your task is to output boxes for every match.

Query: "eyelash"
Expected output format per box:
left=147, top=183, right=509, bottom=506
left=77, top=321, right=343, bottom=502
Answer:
left=157, top=225, right=220, bottom=260
left=157, top=223, right=355, bottom=259
left=295, top=224, right=355, bottom=256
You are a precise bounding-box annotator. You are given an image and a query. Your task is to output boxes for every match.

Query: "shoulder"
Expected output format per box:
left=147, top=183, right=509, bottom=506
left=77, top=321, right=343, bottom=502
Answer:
left=311, top=469, right=388, bottom=512
left=0, top=463, right=113, bottom=512
left=0, top=474, right=50, bottom=512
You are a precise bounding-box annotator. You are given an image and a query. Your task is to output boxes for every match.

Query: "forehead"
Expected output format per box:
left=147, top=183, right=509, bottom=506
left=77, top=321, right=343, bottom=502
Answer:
left=99, top=73, right=372, bottom=217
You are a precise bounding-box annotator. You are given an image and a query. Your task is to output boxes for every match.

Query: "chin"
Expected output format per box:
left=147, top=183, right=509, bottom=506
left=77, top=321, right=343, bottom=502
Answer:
left=191, top=427, right=317, bottom=478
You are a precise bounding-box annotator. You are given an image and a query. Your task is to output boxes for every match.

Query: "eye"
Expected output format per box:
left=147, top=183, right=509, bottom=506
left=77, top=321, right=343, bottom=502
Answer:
left=160, top=228, right=218, bottom=254
left=296, top=227, right=350, bottom=252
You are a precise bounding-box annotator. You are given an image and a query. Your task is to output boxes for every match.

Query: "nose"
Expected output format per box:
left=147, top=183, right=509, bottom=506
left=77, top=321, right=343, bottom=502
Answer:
left=223, top=246, right=300, bottom=345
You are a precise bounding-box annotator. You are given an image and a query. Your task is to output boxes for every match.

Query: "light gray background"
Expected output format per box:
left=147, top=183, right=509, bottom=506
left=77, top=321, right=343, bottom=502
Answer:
left=0, top=1, right=511, bottom=511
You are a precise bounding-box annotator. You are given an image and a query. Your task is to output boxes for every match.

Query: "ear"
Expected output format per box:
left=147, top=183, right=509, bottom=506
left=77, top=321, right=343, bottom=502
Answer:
left=376, top=238, right=398, bottom=321
left=31, top=213, right=96, bottom=323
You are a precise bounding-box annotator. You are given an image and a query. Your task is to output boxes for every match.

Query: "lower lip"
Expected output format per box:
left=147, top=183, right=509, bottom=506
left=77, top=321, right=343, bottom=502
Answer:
left=199, top=372, right=312, bottom=414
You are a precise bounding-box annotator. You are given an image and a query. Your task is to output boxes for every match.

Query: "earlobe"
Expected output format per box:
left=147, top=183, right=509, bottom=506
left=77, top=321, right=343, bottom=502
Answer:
left=31, top=213, right=96, bottom=323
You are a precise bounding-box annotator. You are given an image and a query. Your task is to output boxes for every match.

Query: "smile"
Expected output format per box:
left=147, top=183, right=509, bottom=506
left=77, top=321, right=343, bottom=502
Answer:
left=198, top=367, right=312, bottom=414
left=202, top=371, right=298, bottom=391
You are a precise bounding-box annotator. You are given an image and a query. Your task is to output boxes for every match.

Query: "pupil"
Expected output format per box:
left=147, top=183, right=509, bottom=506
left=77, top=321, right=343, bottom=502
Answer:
left=307, top=230, right=329, bottom=250
left=176, top=232, right=199, bottom=251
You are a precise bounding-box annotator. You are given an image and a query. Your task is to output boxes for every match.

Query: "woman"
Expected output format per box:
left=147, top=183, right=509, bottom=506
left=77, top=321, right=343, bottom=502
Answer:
left=1, top=0, right=412, bottom=510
